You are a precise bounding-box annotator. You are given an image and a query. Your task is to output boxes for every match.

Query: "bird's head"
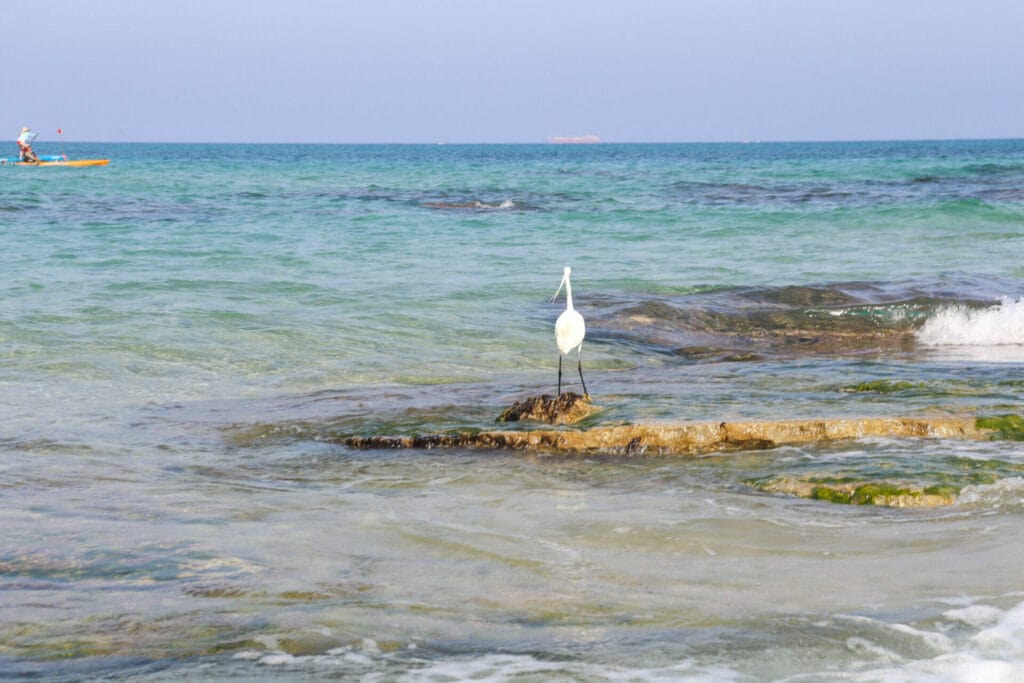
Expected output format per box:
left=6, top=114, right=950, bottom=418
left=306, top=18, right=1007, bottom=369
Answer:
left=550, top=266, right=572, bottom=303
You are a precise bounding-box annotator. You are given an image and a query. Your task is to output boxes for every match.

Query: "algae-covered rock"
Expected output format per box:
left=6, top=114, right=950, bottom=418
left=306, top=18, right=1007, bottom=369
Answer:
left=844, top=380, right=919, bottom=393
left=754, top=476, right=959, bottom=507
left=497, top=392, right=600, bottom=425
left=976, top=414, right=1024, bottom=441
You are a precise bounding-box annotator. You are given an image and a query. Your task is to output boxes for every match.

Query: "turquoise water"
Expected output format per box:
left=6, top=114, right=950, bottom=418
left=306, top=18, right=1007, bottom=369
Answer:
left=4, top=141, right=1024, bottom=680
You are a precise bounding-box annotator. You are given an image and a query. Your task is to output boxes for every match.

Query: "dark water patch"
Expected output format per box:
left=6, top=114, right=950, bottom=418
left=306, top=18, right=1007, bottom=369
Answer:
left=962, top=162, right=1024, bottom=177
left=320, top=186, right=420, bottom=205
left=701, top=181, right=830, bottom=206
left=312, top=186, right=551, bottom=212
left=739, top=284, right=862, bottom=307
left=973, top=188, right=1024, bottom=203
left=670, top=161, right=1024, bottom=208
left=670, top=179, right=918, bottom=208
left=422, top=198, right=517, bottom=211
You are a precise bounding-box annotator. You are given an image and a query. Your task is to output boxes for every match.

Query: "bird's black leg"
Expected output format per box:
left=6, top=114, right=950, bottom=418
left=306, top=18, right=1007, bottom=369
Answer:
left=577, top=350, right=588, bottom=398
left=558, top=355, right=564, bottom=396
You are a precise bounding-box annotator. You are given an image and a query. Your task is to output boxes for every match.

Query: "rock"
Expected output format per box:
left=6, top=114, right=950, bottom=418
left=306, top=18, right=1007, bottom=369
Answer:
left=752, top=476, right=958, bottom=507
left=344, top=415, right=991, bottom=456
left=497, top=392, right=600, bottom=425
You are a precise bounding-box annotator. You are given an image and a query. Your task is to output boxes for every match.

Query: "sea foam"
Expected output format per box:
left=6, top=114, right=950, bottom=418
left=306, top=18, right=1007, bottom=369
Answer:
left=917, top=297, right=1024, bottom=347
left=956, top=477, right=1024, bottom=510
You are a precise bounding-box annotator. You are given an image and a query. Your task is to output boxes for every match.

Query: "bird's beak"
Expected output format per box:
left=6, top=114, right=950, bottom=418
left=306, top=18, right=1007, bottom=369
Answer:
left=549, top=273, right=567, bottom=303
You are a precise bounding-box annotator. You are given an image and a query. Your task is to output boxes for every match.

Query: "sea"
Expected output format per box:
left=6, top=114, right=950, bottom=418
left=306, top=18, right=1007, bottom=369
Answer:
left=3, top=140, right=1024, bottom=681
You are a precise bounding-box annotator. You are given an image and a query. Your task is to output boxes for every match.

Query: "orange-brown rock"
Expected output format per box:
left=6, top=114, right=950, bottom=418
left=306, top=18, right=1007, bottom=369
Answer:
left=342, top=415, right=989, bottom=456
left=497, top=392, right=599, bottom=425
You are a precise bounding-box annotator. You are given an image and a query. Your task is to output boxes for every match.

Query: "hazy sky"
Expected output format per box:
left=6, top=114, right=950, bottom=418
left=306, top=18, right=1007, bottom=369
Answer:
left=3, top=0, right=1022, bottom=143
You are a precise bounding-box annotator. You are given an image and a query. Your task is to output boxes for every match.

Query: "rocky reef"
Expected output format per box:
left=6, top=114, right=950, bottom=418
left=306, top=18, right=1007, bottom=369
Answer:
left=342, top=415, right=988, bottom=456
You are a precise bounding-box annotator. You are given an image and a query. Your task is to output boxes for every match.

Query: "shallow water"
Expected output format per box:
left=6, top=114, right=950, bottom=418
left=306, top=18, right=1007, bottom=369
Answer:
left=3, top=141, right=1024, bottom=680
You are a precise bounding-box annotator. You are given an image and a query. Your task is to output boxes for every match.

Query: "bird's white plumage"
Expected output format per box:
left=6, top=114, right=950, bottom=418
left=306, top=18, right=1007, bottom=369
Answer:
left=555, top=309, right=585, bottom=355
left=553, top=266, right=585, bottom=354
left=551, top=266, right=589, bottom=397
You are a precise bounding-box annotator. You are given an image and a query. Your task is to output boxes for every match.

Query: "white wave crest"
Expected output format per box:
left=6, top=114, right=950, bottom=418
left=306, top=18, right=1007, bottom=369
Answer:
left=956, top=477, right=1024, bottom=510
left=917, top=297, right=1024, bottom=347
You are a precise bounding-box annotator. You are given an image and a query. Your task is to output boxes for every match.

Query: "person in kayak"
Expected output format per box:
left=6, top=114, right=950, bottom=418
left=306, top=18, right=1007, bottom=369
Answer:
left=17, top=127, right=39, bottom=163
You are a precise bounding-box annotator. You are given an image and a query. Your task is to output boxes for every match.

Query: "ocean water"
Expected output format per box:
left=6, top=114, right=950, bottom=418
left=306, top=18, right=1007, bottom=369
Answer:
left=3, top=140, right=1024, bottom=681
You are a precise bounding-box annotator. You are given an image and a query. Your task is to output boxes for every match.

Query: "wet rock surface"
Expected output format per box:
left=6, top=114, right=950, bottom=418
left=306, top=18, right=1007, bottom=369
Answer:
left=341, top=415, right=990, bottom=456
left=496, top=392, right=600, bottom=425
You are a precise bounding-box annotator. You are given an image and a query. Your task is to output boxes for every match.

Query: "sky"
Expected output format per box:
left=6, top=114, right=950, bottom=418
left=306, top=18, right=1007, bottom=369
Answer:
left=3, top=0, right=1022, bottom=143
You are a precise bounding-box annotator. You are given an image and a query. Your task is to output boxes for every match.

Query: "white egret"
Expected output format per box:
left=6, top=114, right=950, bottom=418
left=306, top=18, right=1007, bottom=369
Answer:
left=551, top=266, right=589, bottom=397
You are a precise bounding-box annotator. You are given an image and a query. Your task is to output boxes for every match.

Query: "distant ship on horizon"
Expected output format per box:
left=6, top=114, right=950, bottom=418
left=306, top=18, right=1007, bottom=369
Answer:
left=547, top=134, right=600, bottom=144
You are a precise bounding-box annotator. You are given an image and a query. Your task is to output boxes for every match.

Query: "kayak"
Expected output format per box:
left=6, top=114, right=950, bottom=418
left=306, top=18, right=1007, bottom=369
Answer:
left=1, top=155, right=109, bottom=167
left=17, top=159, right=109, bottom=167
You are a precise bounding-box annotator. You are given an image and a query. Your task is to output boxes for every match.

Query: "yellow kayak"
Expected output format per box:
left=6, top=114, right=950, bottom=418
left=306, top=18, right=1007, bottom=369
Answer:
left=10, top=158, right=110, bottom=167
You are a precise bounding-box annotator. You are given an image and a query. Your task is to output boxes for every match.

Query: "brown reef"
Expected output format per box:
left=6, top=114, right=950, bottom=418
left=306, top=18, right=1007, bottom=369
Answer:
left=341, top=415, right=988, bottom=456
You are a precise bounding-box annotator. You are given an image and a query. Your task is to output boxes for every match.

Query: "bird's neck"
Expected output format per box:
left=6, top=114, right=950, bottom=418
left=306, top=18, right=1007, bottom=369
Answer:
left=565, top=280, right=574, bottom=311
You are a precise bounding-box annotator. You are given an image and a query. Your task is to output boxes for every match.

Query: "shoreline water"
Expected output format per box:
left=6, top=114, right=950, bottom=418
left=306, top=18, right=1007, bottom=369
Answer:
left=3, top=140, right=1024, bottom=680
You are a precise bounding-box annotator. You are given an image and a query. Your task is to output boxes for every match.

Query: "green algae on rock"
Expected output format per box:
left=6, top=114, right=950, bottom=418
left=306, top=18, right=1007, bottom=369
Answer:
left=844, top=380, right=920, bottom=393
left=976, top=414, right=1024, bottom=441
left=753, top=476, right=959, bottom=507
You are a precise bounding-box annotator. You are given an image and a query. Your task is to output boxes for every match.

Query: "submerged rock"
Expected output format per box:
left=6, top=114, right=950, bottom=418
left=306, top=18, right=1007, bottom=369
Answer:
left=422, top=199, right=513, bottom=210
left=497, top=392, right=600, bottom=425
left=672, top=346, right=764, bottom=363
left=843, top=380, right=921, bottom=393
left=752, top=476, right=959, bottom=508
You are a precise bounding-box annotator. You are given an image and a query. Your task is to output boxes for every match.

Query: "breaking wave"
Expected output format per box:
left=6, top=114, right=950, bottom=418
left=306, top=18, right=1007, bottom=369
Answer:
left=917, top=297, right=1024, bottom=347
left=224, top=601, right=1024, bottom=682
